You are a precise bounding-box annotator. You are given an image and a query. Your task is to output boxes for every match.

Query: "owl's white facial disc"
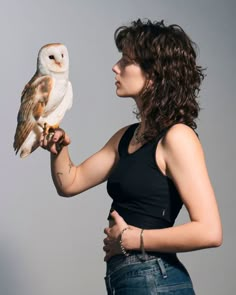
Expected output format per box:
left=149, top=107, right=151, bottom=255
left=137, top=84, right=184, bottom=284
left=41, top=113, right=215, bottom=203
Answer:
left=38, top=43, right=69, bottom=75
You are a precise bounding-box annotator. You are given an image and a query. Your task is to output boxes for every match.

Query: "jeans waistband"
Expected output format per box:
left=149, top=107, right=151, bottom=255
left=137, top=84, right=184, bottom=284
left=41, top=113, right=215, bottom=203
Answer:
left=106, top=252, right=178, bottom=274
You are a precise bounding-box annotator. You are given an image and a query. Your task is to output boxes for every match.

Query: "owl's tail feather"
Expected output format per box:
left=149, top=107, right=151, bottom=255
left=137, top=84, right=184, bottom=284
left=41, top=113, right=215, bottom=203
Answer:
left=20, top=150, right=30, bottom=158
left=20, top=142, right=39, bottom=158
left=13, top=121, right=35, bottom=155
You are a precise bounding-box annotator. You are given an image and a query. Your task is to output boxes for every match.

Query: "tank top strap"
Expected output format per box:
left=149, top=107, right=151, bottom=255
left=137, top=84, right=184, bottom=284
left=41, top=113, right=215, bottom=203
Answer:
left=118, top=123, right=139, bottom=157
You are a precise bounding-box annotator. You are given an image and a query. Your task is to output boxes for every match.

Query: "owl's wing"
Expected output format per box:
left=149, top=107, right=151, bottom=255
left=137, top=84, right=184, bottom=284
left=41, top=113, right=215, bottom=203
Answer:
left=13, top=75, right=54, bottom=154
left=21, top=72, right=39, bottom=100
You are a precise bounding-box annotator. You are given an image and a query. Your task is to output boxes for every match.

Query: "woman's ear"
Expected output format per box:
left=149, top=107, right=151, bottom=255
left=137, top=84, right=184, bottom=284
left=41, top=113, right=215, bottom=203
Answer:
left=145, top=72, right=154, bottom=87
left=145, top=78, right=153, bottom=90
left=147, top=79, right=153, bottom=87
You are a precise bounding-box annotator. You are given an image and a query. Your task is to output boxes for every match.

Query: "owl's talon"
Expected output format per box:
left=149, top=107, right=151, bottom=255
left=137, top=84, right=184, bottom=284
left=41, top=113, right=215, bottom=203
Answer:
left=42, top=123, right=58, bottom=136
left=43, top=123, right=48, bottom=135
left=46, top=131, right=55, bottom=141
left=48, top=127, right=55, bottom=133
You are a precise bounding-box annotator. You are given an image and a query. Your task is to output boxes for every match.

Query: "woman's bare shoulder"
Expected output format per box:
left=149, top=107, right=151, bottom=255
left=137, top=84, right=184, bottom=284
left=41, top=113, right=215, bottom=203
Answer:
left=162, top=123, right=199, bottom=148
left=160, top=123, right=203, bottom=165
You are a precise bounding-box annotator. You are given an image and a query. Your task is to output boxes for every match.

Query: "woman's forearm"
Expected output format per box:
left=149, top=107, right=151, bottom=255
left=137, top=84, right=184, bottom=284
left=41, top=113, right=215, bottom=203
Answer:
left=127, top=221, right=222, bottom=253
left=50, top=146, right=77, bottom=197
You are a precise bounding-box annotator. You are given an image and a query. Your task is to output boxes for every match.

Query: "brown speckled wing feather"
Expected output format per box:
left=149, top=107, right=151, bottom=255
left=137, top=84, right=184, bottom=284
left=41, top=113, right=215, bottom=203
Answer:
left=13, top=75, right=53, bottom=154
left=21, top=72, right=40, bottom=100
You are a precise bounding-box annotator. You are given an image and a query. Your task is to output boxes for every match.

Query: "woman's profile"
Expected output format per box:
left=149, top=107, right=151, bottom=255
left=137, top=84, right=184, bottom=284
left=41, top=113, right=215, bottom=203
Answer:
left=41, top=19, right=222, bottom=294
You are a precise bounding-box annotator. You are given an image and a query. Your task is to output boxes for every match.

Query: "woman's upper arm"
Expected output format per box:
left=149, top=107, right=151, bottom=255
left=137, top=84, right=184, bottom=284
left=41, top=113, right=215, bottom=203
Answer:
left=65, top=126, right=129, bottom=196
left=162, top=124, right=222, bottom=238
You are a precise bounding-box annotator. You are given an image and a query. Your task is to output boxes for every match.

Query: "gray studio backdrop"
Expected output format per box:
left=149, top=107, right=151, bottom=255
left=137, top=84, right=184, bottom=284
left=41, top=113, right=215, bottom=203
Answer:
left=1, top=0, right=235, bottom=294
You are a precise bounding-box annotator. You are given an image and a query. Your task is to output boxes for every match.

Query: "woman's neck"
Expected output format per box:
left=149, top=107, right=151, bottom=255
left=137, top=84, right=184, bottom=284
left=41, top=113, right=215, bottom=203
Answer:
left=133, top=98, right=146, bottom=133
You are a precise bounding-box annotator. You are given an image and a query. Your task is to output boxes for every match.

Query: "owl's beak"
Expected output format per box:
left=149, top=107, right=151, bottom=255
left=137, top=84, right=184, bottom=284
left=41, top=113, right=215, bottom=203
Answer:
left=55, top=61, right=61, bottom=67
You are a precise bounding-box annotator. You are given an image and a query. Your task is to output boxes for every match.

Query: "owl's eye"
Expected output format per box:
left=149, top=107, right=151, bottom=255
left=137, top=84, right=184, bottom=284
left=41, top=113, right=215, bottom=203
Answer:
left=49, top=55, right=55, bottom=60
left=61, top=53, right=64, bottom=58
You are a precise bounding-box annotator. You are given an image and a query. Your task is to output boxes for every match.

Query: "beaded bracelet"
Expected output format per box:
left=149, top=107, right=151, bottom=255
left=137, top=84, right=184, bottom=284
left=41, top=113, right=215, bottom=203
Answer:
left=119, top=227, right=130, bottom=257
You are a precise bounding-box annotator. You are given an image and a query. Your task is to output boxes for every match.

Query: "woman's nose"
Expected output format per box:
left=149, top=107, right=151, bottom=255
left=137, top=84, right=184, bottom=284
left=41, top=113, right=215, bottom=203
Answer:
left=112, top=63, right=120, bottom=74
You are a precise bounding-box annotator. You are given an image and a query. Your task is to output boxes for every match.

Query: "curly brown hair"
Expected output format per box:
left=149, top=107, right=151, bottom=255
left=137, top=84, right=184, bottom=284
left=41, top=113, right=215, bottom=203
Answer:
left=115, top=19, right=205, bottom=141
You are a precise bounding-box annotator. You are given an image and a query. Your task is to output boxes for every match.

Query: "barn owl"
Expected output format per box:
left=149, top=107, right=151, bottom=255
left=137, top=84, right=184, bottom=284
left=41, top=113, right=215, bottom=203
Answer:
left=13, top=43, right=73, bottom=158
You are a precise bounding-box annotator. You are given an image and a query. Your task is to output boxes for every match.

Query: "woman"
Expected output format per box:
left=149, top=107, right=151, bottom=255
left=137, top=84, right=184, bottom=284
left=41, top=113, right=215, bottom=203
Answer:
left=41, top=19, right=222, bottom=294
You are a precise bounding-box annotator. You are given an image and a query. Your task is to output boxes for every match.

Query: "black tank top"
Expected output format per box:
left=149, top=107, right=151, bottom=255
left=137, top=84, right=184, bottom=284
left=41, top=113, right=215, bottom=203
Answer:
left=106, top=123, right=183, bottom=229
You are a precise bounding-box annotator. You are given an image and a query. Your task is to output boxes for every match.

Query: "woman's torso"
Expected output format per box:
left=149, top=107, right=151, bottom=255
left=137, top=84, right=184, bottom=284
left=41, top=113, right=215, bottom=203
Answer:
left=107, top=123, right=183, bottom=230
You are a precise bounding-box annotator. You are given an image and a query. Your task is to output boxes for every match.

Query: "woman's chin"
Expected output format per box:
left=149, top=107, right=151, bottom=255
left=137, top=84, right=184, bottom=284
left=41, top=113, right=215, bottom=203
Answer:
left=116, top=90, right=130, bottom=98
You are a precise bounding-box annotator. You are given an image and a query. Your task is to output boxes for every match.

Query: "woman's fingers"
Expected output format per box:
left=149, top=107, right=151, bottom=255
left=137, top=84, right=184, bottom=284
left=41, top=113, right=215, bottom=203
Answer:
left=40, top=128, right=69, bottom=154
left=104, top=254, right=110, bottom=262
left=103, top=234, right=123, bottom=262
left=104, top=227, right=110, bottom=235
left=40, top=135, right=57, bottom=154
left=103, top=245, right=110, bottom=252
left=103, top=237, right=109, bottom=245
left=103, top=239, right=112, bottom=262
left=52, top=129, right=65, bottom=142
left=103, top=246, right=113, bottom=262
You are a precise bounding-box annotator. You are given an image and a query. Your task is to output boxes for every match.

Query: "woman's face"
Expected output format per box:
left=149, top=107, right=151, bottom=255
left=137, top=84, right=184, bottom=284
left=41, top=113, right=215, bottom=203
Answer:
left=112, top=54, right=147, bottom=99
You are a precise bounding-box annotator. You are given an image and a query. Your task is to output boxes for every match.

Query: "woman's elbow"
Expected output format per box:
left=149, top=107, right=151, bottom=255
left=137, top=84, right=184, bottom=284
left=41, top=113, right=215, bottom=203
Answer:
left=211, top=232, right=223, bottom=248
left=58, top=191, right=72, bottom=198
left=56, top=186, right=77, bottom=198
left=207, top=226, right=223, bottom=248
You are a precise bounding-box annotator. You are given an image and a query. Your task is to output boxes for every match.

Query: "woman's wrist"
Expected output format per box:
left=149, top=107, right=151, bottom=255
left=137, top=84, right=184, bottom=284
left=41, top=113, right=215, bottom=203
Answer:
left=121, top=227, right=142, bottom=251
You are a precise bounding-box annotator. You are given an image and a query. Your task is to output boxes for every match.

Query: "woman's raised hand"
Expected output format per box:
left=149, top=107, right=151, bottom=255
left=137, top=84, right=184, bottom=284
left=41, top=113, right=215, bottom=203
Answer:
left=40, top=127, right=71, bottom=155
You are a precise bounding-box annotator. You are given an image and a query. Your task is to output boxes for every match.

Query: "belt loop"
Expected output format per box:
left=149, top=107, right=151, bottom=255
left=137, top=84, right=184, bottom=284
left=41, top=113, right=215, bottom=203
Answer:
left=156, top=257, right=168, bottom=279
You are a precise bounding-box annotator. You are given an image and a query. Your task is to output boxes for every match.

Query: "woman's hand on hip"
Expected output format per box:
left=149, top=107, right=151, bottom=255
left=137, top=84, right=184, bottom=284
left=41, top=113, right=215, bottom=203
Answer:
left=103, top=210, right=140, bottom=261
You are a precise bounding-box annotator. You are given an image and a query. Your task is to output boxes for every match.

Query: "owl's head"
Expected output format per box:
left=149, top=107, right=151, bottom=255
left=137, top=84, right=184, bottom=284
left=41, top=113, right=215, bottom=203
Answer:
left=37, top=43, right=69, bottom=75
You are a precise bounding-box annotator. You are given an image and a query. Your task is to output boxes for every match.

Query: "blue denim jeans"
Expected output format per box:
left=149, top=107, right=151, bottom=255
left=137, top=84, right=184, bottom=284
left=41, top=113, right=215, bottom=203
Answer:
left=105, top=252, right=195, bottom=294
